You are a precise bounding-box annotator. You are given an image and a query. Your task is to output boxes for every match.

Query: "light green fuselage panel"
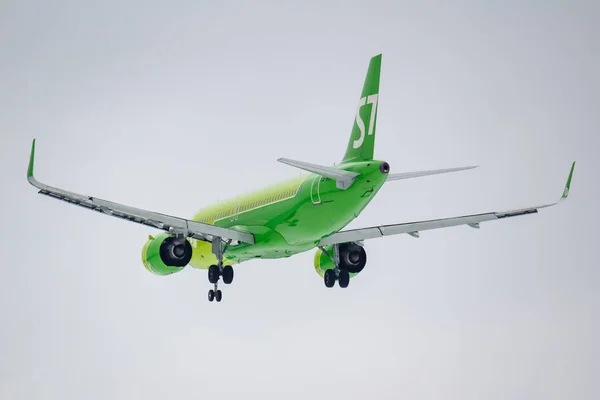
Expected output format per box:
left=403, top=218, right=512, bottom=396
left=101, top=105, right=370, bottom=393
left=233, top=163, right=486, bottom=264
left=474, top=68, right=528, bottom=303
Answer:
left=188, top=160, right=387, bottom=269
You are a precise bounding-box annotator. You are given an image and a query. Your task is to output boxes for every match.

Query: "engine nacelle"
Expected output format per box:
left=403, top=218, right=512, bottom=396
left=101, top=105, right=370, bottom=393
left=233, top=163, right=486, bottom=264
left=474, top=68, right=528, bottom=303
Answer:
left=142, top=233, right=193, bottom=276
left=314, top=242, right=367, bottom=278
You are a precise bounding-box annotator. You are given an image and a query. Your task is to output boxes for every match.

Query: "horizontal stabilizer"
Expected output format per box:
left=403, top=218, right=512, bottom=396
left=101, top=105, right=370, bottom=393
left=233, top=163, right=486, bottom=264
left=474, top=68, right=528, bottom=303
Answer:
left=277, top=158, right=359, bottom=190
left=386, top=165, right=477, bottom=182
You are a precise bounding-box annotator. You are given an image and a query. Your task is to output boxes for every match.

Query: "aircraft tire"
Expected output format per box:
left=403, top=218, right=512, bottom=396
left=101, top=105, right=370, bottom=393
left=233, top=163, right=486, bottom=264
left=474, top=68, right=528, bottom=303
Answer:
left=208, top=265, right=220, bottom=284
left=208, top=289, right=215, bottom=302
left=324, top=269, right=336, bottom=288
left=338, top=270, right=350, bottom=288
left=222, top=266, right=234, bottom=284
left=216, top=290, right=223, bottom=302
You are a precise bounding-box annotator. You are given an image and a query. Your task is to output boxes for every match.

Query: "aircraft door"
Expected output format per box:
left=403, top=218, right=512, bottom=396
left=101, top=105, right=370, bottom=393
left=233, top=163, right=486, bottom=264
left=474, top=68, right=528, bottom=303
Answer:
left=230, top=204, right=240, bottom=222
left=310, top=176, right=322, bottom=205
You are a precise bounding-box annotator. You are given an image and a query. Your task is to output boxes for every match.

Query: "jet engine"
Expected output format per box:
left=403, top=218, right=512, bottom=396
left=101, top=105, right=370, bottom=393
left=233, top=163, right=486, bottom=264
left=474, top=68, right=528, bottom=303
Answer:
left=142, top=233, right=193, bottom=276
left=314, top=242, right=367, bottom=277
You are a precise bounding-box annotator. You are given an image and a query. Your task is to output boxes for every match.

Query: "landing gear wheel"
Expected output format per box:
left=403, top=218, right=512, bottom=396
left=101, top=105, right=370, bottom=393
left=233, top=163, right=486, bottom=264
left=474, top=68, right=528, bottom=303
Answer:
left=208, top=265, right=220, bottom=284
left=208, top=289, right=215, bottom=302
left=215, top=290, right=222, bottom=302
left=338, top=270, right=350, bottom=288
left=324, top=269, right=336, bottom=288
left=222, top=266, right=234, bottom=284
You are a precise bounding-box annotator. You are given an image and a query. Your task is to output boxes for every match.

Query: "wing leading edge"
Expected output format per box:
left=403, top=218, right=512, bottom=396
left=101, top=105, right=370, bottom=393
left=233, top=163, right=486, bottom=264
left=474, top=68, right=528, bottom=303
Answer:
left=26, top=139, right=255, bottom=244
left=319, top=162, right=576, bottom=246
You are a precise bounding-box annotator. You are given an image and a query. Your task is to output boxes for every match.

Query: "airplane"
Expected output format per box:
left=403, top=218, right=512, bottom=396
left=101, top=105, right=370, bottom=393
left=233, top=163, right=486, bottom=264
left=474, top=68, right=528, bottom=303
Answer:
left=27, top=54, right=576, bottom=303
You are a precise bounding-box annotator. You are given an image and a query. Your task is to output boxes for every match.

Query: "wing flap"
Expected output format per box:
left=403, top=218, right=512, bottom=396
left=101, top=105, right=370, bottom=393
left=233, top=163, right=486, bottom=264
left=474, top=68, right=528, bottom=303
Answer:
left=319, top=213, right=499, bottom=245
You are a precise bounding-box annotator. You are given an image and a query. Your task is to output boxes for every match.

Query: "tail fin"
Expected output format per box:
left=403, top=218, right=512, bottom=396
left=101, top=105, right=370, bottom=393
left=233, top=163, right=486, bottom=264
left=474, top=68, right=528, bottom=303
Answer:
left=342, top=54, right=382, bottom=163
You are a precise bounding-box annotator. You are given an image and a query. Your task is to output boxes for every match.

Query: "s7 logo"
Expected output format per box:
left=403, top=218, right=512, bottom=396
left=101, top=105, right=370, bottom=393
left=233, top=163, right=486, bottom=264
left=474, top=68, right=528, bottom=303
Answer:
left=353, top=93, right=378, bottom=149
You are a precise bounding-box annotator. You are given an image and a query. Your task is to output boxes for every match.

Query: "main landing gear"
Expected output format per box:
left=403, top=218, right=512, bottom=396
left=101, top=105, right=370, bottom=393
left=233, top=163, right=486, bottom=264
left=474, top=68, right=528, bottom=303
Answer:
left=320, top=244, right=350, bottom=289
left=207, top=238, right=235, bottom=303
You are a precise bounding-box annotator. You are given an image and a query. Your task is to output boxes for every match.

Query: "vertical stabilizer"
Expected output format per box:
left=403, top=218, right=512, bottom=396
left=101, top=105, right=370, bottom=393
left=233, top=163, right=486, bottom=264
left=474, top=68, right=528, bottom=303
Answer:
left=342, top=54, right=381, bottom=162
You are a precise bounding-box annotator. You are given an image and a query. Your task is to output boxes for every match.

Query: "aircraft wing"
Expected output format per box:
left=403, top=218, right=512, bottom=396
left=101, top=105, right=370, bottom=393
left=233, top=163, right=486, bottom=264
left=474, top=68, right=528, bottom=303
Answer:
left=319, top=162, right=575, bottom=246
left=26, top=140, right=255, bottom=244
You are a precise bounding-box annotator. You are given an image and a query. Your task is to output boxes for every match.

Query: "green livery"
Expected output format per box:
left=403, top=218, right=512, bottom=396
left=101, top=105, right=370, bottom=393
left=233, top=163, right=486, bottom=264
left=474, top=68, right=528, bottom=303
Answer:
left=184, top=55, right=386, bottom=271
left=562, top=161, right=576, bottom=199
left=189, top=160, right=387, bottom=269
left=343, top=54, right=381, bottom=162
left=27, top=54, right=576, bottom=302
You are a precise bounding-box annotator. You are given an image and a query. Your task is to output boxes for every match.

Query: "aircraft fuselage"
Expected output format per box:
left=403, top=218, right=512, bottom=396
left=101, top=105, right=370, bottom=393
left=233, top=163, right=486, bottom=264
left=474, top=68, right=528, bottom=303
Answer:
left=189, top=160, right=388, bottom=268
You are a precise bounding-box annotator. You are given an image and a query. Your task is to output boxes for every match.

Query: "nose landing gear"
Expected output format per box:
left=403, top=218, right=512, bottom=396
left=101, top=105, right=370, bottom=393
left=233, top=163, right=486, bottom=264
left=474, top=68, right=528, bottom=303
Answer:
left=208, top=288, right=222, bottom=302
left=206, top=237, right=234, bottom=303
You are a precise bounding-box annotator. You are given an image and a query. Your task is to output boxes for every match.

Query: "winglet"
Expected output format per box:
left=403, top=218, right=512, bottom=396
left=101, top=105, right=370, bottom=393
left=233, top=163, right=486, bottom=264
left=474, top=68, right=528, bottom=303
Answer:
left=27, top=138, right=44, bottom=190
left=28, top=138, right=36, bottom=179
left=561, top=161, right=576, bottom=200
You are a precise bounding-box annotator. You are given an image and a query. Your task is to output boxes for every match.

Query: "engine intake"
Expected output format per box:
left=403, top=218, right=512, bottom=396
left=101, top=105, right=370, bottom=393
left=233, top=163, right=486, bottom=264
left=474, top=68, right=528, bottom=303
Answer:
left=339, top=242, right=367, bottom=273
left=142, top=233, right=193, bottom=276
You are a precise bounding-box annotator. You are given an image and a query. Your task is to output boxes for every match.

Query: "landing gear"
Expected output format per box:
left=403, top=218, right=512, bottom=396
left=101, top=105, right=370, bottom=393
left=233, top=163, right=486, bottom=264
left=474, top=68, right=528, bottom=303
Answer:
left=323, top=268, right=350, bottom=288
left=208, top=289, right=223, bottom=302
left=207, top=264, right=234, bottom=285
left=320, top=244, right=351, bottom=289
left=206, top=237, right=234, bottom=303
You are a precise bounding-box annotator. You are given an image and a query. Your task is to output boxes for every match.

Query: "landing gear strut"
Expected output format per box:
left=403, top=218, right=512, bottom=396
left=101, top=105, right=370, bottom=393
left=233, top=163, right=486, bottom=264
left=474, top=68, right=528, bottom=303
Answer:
left=319, top=244, right=351, bottom=289
left=207, top=237, right=234, bottom=302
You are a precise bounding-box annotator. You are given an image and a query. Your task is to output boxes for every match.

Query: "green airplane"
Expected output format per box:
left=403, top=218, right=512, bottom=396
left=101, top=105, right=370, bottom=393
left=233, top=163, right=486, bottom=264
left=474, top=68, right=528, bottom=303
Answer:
left=27, top=54, right=576, bottom=303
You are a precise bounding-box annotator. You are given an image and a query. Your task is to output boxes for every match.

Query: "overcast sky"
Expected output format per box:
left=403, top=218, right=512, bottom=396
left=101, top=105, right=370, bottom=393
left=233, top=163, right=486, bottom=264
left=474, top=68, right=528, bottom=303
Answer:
left=1, top=1, right=598, bottom=399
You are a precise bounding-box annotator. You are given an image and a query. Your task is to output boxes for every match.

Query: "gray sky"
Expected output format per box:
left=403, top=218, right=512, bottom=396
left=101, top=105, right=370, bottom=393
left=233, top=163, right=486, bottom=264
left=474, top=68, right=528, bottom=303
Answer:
left=1, top=1, right=599, bottom=399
